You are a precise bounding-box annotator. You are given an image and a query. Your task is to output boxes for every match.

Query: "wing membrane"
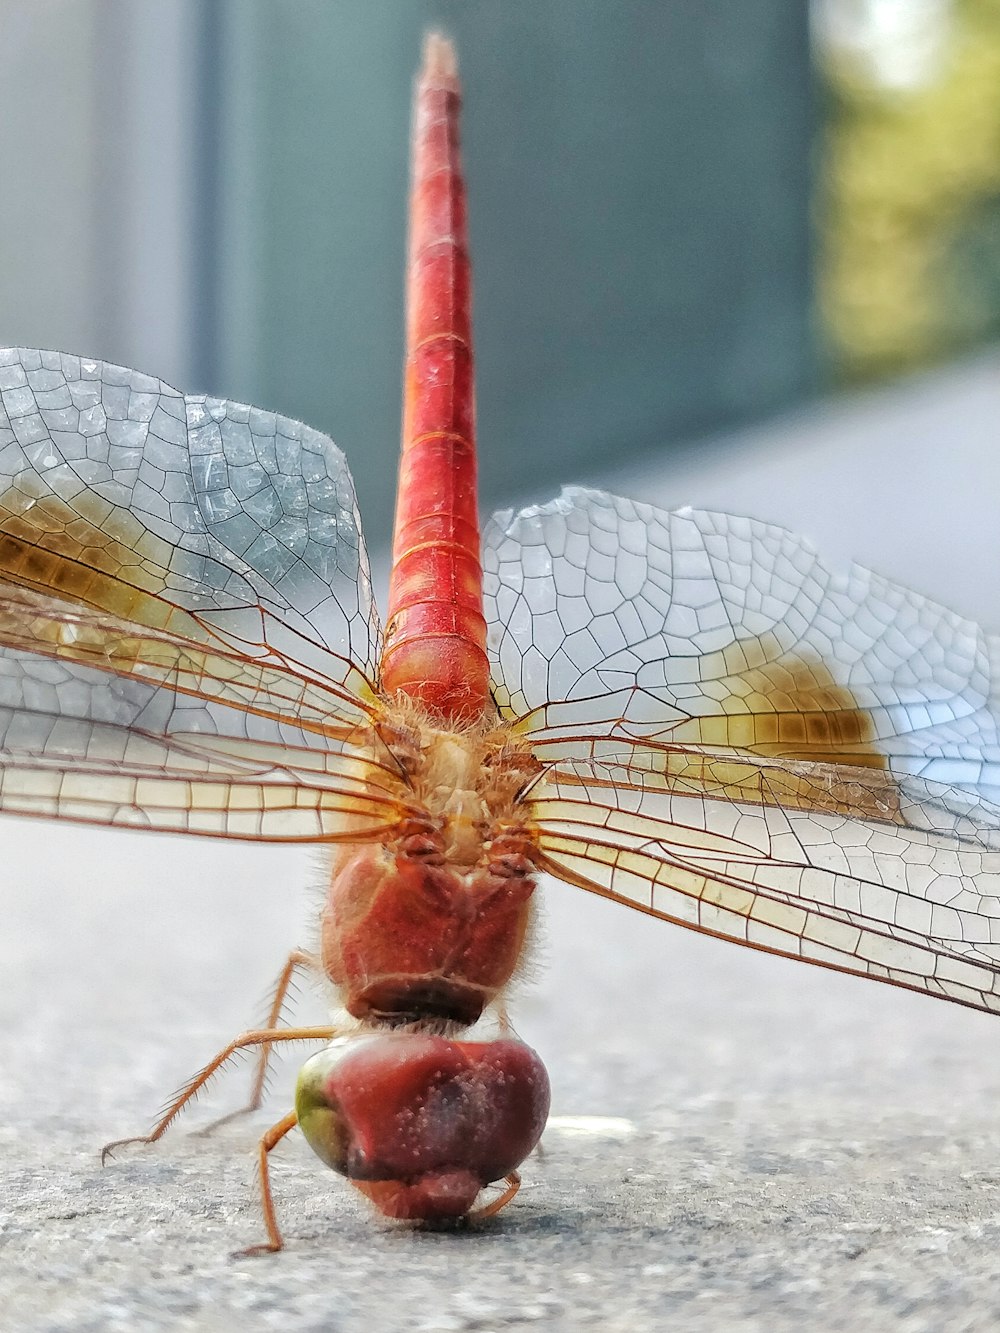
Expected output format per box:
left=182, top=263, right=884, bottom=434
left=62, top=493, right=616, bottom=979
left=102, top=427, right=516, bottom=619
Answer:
left=0, top=348, right=393, bottom=838
left=0, top=347, right=381, bottom=704
left=0, top=718, right=408, bottom=841
left=485, top=490, right=1000, bottom=801
left=0, top=580, right=371, bottom=743
left=528, top=751, right=1000, bottom=1015
left=487, top=491, right=1000, bottom=1014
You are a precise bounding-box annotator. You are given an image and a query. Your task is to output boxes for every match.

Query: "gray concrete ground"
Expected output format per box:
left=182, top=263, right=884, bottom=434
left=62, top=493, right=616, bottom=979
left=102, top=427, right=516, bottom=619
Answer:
left=3, top=352, right=1000, bottom=1331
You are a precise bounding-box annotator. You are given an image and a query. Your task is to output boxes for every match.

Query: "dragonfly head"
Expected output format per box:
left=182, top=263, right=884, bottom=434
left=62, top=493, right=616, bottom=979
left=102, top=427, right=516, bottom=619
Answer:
left=295, top=1032, right=550, bottom=1220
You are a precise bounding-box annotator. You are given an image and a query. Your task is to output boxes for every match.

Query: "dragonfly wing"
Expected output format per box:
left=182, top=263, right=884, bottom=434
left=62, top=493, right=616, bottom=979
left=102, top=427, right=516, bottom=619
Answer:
left=0, top=348, right=396, bottom=838
left=0, top=347, right=381, bottom=694
left=483, top=488, right=1000, bottom=797
left=0, top=718, right=404, bottom=841
left=0, top=582, right=370, bottom=747
left=530, top=756, right=1000, bottom=1015
left=483, top=488, right=1000, bottom=1015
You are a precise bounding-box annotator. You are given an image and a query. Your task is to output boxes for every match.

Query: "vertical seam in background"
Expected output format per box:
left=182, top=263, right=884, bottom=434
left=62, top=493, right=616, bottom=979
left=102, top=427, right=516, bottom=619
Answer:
left=192, top=0, right=223, bottom=393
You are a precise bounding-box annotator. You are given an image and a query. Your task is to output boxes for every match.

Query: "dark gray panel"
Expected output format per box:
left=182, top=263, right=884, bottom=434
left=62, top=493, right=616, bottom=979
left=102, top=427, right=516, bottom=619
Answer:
left=210, top=1, right=815, bottom=544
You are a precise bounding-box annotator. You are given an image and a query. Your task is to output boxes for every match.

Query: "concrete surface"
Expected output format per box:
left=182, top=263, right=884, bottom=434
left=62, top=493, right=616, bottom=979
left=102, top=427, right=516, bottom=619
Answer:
left=3, top=352, right=1000, bottom=1331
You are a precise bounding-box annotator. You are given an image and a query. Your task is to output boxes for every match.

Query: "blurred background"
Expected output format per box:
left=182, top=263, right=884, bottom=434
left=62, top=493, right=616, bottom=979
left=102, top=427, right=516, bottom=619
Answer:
left=3, top=0, right=997, bottom=548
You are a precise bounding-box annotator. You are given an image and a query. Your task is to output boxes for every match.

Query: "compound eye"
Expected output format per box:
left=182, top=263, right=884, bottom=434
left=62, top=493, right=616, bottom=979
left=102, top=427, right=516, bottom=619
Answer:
left=296, top=1033, right=550, bottom=1221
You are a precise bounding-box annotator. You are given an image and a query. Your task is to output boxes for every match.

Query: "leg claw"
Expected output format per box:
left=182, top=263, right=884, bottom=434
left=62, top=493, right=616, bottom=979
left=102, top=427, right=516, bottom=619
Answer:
left=231, top=1242, right=283, bottom=1259
left=100, top=1135, right=155, bottom=1165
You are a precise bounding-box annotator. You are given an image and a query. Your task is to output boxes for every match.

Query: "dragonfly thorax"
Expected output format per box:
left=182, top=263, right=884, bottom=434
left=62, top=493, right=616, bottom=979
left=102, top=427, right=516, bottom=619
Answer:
left=321, top=715, right=541, bottom=1028
left=320, top=838, right=536, bottom=1027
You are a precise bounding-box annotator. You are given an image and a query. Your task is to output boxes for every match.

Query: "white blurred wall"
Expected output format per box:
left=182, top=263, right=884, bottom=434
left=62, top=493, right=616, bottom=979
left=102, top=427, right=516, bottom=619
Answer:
left=0, top=1, right=199, bottom=387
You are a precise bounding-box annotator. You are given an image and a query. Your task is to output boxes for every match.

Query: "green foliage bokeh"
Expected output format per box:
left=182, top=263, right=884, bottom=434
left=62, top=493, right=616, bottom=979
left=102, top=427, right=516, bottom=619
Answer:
left=819, top=0, right=1000, bottom=379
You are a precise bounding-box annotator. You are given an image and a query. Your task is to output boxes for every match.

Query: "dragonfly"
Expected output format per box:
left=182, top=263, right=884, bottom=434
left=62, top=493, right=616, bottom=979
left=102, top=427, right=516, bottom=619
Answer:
left=4, top=33, right=1000, bottom=1254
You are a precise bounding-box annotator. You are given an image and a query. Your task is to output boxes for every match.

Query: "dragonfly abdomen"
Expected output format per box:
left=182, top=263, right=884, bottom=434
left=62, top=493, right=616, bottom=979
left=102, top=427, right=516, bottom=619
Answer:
left=380, top=34, right=491, bottom=725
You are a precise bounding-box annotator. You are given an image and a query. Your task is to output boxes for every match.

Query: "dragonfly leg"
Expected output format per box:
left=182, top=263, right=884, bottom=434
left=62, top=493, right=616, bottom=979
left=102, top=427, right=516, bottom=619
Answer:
left=100, top=1025, right=335, bottom=1163
left=469, top=1171, right=520, bottom=1220
left=232, top=1109, right=299, bottom=1257
left=195, top=949, right=320, bottom=1135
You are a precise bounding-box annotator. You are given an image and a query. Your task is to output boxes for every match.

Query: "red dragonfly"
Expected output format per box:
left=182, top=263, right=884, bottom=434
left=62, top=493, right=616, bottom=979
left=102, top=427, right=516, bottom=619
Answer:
left=3, top=34, right=1000, bottom=1253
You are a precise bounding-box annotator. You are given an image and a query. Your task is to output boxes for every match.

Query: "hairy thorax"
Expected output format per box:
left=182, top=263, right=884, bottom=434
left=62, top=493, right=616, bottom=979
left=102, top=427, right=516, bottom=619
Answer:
left=320, top=705, right=542, bottom=1028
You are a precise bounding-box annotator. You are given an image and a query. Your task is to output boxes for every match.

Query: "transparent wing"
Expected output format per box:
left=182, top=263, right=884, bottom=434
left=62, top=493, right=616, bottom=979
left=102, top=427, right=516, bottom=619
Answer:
left=0, top=348, right=388, bottom=836
left=0, top=347, right=381, bottom=685
left=0, top=721, right=408, bottom=841
left=484, top=488, right=1000, bottom=800
left=484, top=489, right=1000, bottom=1015
left=0, top=581, right=371, bottom=747
left=528, top=751, right=1000, bottom=1015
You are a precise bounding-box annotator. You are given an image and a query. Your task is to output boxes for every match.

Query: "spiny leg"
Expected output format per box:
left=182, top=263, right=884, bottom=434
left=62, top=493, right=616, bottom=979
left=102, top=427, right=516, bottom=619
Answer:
left=195, top=949, right=320, bottom=1135
left=232, top=1110, right=299, bottom=1257
left=101, top=1026, right=335, bottom=1162
left=469, top=1171, right=521, bottom=1220
left=247, top=950, right=319, bottom=1108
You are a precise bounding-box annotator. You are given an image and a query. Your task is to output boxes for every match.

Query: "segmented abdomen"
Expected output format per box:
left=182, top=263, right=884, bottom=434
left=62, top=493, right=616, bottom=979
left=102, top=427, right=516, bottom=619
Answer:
left=379, top=35, right=491, bottom=725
